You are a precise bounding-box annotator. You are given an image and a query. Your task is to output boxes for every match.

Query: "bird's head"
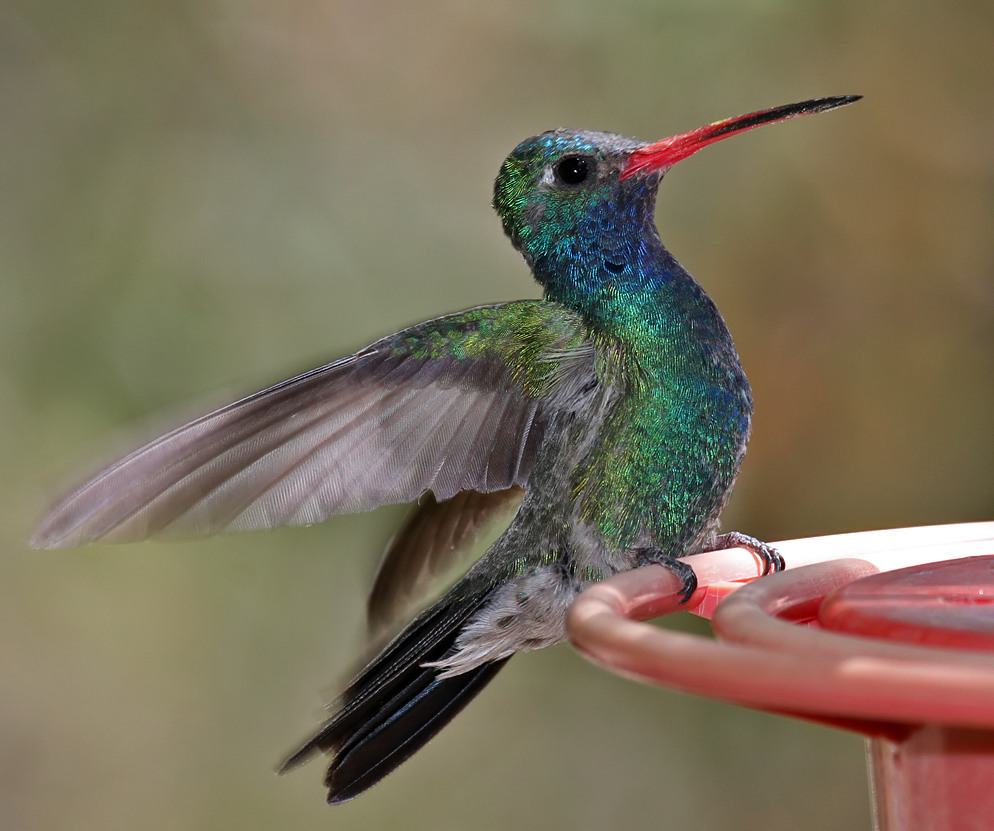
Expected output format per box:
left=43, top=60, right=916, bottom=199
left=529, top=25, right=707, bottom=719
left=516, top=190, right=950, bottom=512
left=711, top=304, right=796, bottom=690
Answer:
left=493, top=97, right=860, bottom=301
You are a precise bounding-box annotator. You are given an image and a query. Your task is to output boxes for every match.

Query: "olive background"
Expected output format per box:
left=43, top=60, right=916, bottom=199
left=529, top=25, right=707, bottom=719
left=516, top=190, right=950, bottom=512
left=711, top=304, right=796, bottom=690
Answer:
left=3, top=1, right=992, bottom=829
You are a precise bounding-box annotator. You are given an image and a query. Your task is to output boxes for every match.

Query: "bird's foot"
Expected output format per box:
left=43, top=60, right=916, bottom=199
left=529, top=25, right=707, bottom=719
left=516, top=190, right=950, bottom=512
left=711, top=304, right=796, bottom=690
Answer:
left=713, top=531, right=784, bottom=576
left=634, top=548, right=698, bottom=604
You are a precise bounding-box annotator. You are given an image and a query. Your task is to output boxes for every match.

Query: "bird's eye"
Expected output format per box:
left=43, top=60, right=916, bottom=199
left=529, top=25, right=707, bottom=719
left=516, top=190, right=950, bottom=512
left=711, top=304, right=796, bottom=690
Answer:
left=554, top=155, right=593, bottom=186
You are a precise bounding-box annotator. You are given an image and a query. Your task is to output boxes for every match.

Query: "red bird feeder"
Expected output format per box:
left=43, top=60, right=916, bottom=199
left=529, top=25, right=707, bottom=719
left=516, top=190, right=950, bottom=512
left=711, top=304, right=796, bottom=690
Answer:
left=568, top=521, right=994, bottom=831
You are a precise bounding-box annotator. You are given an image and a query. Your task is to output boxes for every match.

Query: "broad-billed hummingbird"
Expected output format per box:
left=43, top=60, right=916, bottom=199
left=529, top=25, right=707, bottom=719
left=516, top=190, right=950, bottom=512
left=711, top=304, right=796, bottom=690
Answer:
left=33, top=95, right=859, bottom=802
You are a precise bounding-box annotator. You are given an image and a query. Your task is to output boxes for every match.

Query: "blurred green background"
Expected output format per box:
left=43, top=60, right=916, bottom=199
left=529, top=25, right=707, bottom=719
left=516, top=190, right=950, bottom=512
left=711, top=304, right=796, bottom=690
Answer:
left=3, top=1, right=992, bottom=829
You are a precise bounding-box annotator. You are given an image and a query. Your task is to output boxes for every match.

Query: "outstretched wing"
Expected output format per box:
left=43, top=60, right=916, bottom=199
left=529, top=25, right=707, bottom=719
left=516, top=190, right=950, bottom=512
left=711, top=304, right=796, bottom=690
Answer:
left=33, top=301, right=593, bottom=549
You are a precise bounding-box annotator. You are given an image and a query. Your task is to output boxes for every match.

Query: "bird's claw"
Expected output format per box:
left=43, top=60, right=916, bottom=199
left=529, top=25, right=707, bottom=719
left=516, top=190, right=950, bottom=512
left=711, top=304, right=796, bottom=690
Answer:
left=635, top=548, right=698, bottom=604
left=714, top=531, right=783, bottom=576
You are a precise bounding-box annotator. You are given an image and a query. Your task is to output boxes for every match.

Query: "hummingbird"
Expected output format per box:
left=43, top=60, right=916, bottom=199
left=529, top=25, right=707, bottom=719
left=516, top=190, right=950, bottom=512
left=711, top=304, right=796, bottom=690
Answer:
left=32, top=95, right=859, bottom=802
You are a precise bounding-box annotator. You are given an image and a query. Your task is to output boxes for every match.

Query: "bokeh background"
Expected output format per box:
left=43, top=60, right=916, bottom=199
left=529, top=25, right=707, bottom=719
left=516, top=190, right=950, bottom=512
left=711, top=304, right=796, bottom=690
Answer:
left=3, top=1, right=992, bottom=829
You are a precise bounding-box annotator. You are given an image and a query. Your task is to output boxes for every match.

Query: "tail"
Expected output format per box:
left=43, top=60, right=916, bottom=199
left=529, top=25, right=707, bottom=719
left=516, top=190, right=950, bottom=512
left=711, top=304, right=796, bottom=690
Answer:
left=279, top=581, right=508, bottom=803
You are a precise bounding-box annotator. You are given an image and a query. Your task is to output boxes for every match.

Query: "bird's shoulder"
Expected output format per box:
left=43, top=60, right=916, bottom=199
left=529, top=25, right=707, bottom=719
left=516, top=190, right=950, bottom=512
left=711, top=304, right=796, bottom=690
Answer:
left=373, top=300, right=597, bottom=399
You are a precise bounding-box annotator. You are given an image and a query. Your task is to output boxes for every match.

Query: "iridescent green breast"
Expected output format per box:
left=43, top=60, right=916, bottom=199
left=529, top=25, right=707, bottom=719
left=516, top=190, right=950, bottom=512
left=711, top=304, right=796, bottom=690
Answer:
left=571, top=283, right=752, bottom=555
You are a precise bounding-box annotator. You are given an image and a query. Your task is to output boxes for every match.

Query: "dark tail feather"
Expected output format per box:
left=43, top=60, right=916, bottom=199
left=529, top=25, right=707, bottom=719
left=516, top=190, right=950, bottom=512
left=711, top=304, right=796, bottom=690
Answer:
left=279, top=581, right=509, bottom=803
left=327, top=658, right=508, bottom=802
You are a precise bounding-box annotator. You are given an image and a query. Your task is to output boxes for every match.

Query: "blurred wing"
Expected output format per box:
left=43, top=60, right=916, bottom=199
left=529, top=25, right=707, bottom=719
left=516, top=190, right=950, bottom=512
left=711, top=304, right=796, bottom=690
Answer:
left=33, top=301, right=593, bottom=549
left=366, top=487, right=524, bottom=638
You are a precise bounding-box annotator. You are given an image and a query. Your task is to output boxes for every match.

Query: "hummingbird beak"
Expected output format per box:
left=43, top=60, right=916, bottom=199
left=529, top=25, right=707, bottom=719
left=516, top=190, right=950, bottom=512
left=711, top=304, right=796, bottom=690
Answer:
left=620, top=95, right=861, bottom=181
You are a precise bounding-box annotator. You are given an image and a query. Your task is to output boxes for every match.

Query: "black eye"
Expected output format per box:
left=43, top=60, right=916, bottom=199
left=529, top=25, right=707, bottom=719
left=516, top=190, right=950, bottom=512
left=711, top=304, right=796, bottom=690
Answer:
left=554, top=155, right=592, bottom=186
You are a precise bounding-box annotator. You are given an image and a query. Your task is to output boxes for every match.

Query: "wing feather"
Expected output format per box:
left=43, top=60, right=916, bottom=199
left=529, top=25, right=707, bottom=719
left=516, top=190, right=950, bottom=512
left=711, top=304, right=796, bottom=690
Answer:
left=366, top=488, right=525, bottom=636
left=33, top=302, right=594, bottom=549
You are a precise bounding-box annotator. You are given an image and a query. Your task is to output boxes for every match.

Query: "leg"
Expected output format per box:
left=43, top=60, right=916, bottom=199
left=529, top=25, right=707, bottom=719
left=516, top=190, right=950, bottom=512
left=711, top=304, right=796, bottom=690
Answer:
left=713, top=531, right=784, bottom=576
left=634, top=548, right=698, bottom=604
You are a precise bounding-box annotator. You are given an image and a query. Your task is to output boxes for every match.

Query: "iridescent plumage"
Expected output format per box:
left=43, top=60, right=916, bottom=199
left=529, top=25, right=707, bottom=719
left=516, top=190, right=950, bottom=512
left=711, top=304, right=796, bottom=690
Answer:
left=33, top=96, right=859, bottom=802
